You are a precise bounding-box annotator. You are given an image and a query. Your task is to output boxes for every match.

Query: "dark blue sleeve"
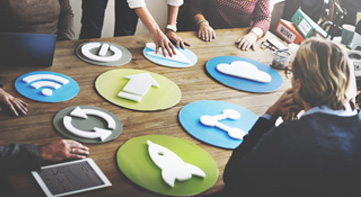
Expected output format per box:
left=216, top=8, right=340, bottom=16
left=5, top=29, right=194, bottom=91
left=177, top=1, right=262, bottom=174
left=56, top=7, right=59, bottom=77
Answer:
left=0, top=144, right=41, bottom=173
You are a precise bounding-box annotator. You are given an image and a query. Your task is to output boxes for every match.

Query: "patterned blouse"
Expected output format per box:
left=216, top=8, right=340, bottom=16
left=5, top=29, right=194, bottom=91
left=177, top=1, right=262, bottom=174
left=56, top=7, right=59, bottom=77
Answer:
left=189, top=0, right=271, bottom=34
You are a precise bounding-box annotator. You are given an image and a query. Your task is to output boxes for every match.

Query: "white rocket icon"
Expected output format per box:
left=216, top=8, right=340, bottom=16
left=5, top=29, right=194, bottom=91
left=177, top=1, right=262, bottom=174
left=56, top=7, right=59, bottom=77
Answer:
left=147, top=140, right=206, bottom=187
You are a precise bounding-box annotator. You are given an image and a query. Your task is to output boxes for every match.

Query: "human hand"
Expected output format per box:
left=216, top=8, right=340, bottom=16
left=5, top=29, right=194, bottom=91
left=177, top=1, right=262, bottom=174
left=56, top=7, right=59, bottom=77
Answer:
left=236, top=32, right=258, bottom=51
left=38, top=139, right=89, bottom=162
left=150, top=27, right=176, bottom=57
left=265, top=88, right=302, bottom=122
left=165, top=30, right=191, bottom=49
left=197, top=21, right=216, bottom=42
left=0, top=88, right=28, bottom=116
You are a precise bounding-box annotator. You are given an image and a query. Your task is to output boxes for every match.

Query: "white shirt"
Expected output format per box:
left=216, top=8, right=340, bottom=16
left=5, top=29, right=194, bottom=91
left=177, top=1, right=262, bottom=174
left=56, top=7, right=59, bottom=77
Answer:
left=302, top=103, right=357, bottom=117
left=262, top=103, right=358, bottom=122
left=127, top=0, right=183, bottom=9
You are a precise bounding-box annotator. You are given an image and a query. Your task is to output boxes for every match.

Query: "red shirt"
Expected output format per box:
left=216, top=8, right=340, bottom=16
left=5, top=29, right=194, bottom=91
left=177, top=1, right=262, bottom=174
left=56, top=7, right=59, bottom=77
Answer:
left=189, top=0, right=271, bottom=34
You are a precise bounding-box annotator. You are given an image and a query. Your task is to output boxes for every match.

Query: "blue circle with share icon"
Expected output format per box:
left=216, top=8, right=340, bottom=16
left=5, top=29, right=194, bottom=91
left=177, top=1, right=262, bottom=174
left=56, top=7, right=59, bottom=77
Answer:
left=179, top=100, right=258, bottom=149
left=15, top=71, right=79, bottom=103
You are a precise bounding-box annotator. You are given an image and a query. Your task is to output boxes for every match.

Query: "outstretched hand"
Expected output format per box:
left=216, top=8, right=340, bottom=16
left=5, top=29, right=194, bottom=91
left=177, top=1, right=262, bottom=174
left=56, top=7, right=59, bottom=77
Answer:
left=150, top=28, right=176, bottom=57
left=0, top=88, right=28, bottom=116
left=165, top=30, right=191, bottom=49
left=197, top=22, right=216, bottom=42
left=236, top=32, right=258, bottom=51
left=38, top=139, right=89, bottom=162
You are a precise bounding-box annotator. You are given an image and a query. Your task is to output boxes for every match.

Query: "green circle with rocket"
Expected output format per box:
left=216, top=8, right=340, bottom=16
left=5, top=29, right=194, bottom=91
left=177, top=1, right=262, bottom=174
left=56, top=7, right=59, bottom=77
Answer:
left=116, top=135, right=219, bottom=196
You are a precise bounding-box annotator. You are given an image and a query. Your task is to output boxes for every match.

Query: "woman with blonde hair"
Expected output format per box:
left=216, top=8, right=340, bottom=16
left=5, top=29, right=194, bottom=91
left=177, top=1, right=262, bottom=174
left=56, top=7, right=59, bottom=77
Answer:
left=221, top=37, right=361, bottom=196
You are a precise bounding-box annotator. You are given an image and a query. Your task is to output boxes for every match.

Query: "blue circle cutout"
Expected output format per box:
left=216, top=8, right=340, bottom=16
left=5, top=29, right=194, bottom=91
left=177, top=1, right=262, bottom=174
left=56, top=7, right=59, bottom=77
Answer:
left=179, top=100, right=258, bottom=149
left=206, top=56, right=283, bottom=93
left=15, top=71, right=79, bottom=103
left=143, top=45, right=197, bottom=68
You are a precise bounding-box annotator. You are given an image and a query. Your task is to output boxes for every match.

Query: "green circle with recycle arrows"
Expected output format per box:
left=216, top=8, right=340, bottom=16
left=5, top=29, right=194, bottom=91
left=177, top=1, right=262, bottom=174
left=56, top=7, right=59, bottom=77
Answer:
left=53, top=105, right=123, bottom=144
left=116, top=135, right=219, bottom=196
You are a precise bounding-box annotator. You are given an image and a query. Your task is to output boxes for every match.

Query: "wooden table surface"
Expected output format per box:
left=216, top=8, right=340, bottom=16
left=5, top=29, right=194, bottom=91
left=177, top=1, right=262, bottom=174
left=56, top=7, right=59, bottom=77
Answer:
left=0, top=28, right=290, bottom=196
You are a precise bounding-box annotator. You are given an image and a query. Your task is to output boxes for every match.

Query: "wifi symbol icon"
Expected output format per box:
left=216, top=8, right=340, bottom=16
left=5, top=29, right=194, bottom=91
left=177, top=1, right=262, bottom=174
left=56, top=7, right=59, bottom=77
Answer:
left=15, top=71, right=79, bottom=103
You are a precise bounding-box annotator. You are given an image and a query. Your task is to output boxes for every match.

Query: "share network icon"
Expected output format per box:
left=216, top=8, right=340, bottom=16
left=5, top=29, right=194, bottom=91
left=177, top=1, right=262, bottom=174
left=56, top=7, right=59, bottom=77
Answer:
left=15, top=71, right=79, bottom=103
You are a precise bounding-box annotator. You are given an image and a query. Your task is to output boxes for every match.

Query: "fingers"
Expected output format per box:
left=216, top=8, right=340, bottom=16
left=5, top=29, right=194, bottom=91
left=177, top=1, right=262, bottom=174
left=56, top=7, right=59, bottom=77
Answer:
left=69, top=146, right=89, bottom=159
left=183, top=40, right=191, bottom=47
left=198, top=30, right=202, bottom=39
left=198, top=28, right=215, bottom=42
left=237, top=39, right=253, bottom=51
left=7, top=101, right=19, bottom=117
left=176, top=40, right=181, bottom=49
left=67, top=140, right=89, bottom=159
left=160, top=42, right=175, bottom=57
left=168, top=42, right=176, bottom=55
left=64, top=139, right=90, bottom=160
left=0, top=89, right=28, bottom=116
left=236, top=33, right=258, bottom=51
left=39, top=139, right=90, bottom=162
left=155, top=43, right=160, bottom=56
left=10, top=98, right=28, bottom=116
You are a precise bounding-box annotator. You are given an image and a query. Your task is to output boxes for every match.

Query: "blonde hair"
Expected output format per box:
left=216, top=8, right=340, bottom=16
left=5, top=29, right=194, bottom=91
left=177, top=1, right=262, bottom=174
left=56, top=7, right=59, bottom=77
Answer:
left=292, top=37, right=350, bottom=110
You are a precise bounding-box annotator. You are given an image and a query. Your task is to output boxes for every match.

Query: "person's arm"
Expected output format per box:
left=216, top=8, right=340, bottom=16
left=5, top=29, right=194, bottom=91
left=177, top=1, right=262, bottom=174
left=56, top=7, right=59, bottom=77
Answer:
left=0, top=144, right=40, bottom=173
left=236, top=0, right=271, bottom=51
left=0, top=139, right=89, bottom=174
left=165, top=5, right=190, bottom=48
left=193, top=13, right=216, bottom=42
left=57, top=0, right=75, bottom=40
left=134, top=7, right=176, bottom=57
left=223, top=88, right=301, bottom=192
left=37, top=139, right=89, bottom=162
left=0, top=87, right=28, bottom=117
left=190, top=0, right=215, bottom=42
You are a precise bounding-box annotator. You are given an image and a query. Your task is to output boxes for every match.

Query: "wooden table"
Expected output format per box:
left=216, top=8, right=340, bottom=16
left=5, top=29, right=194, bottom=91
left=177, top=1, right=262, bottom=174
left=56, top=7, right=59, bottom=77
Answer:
left=0, top=28, right=290, bottom=196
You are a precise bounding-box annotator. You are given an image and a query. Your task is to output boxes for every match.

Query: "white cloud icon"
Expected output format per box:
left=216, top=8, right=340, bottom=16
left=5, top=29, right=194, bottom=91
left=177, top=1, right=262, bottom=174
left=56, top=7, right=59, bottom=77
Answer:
left=216, top=61, right=272, bottom=83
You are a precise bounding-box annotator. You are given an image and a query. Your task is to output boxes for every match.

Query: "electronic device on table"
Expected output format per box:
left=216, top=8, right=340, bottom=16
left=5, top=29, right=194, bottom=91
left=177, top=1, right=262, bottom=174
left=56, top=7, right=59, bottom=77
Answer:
left=348, top=51, right=361, bottom=89
left=31, top=158, right=111, bottom=197
left=0, top=32, right=56, bottom=67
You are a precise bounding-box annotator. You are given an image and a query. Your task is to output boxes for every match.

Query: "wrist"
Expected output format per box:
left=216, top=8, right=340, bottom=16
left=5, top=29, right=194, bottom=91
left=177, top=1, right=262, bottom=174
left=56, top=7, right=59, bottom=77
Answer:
left=249, top=28, right=263, bottom=40
left=165, top=24, right=177, bottom=32
left=148, top=24, right=161, bottom=35
left=197, top=19, right=208, bottom=29
left=265, top=106, right=280, bottom=120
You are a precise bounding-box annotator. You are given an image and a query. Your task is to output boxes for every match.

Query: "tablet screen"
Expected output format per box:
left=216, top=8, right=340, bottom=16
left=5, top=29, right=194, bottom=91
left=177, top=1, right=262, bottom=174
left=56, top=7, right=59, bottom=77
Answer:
left=32, top=158, right=111, bottom=196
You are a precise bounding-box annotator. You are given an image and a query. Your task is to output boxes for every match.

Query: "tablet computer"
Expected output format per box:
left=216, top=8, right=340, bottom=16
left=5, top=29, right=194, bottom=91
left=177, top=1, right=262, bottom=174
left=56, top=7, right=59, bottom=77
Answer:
left=31, top=158, right=112, bottom=197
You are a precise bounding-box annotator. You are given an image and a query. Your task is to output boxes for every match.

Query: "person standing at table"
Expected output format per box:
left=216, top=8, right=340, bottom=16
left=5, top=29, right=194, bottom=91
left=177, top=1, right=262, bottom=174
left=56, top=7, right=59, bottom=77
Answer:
left=281, top=0, right=324, bottom=22
left=0, top=0, right=75, bottom=40
left=80, top=0, right=190, bottom=55
left=183, top=0, right=271, bottom=51
left=340, top=0, right=361, bottom=26
left=220, top=37, right=361, bottom=196
left=0, top=85, right=89, bottom=195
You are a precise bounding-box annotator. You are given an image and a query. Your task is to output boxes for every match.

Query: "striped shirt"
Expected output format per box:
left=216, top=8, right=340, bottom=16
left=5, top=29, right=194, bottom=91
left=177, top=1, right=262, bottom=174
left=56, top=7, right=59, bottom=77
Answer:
left=189, top=0, right=271, bottom=34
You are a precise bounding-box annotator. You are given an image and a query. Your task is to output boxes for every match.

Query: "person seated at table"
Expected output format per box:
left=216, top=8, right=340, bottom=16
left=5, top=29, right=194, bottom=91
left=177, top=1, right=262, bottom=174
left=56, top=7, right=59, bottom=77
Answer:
left=0, top=85, right=89, bottom=195
left=222, top=37, right=361, bottom=196
left=0, top=0, right=75, bottom=40
left=80, top=0, right=190, bottom=56
left=183, top=0, right=271, bottom=51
